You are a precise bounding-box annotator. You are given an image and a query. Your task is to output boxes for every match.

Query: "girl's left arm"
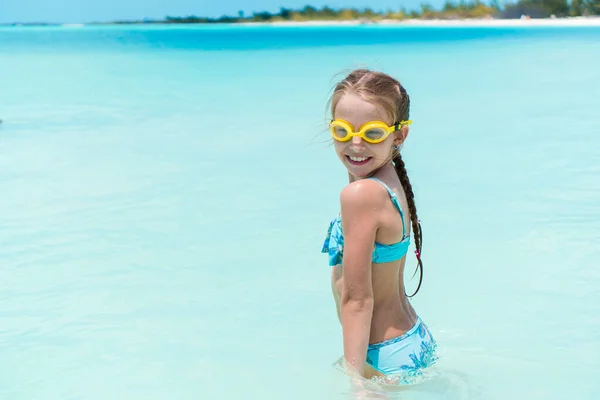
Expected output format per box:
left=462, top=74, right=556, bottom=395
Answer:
left=339, top=181, right=380, bottom=377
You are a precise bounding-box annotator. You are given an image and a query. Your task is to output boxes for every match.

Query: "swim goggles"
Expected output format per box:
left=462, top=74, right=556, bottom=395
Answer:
left=329, top=119, right=412, bottom=144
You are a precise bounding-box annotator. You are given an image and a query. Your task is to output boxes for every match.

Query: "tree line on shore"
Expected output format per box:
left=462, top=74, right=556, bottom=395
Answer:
left=153, top=1, right=599, bottom=24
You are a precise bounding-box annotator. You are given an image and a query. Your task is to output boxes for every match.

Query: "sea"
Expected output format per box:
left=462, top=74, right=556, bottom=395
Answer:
left=1, top=23, right=599, bottom=400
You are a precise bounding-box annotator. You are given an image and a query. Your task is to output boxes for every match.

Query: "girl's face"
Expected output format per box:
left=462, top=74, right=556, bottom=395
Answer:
left=332, top=93, right=406, bottom=179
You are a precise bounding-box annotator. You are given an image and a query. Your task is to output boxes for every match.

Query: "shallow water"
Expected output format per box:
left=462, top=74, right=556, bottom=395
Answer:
left=1, top=25, right=599, bottom=399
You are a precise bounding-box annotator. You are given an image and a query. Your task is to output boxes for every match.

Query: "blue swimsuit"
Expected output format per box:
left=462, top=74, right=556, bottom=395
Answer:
left=322, top=177, right=410, bottom=266
left=322, top=177, right=438, bottom=382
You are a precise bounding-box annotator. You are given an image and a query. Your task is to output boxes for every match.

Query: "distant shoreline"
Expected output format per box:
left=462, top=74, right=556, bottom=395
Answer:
left=2, top=16, right=600, bottom=28
left=242, top=16, right=600, bottom=27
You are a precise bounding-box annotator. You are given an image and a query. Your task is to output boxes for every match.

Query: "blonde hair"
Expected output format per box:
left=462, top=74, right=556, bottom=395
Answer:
left=327, top=68, right=410, bottom=125
left=327, top=68, right=424, bottom=297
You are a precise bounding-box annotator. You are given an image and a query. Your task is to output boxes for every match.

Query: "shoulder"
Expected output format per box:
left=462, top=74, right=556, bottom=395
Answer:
left=340, top=178, right=389, bottom=213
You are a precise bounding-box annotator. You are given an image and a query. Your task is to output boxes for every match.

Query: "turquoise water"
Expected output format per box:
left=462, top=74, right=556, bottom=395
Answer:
left=1, top=25, right=599, bottom=399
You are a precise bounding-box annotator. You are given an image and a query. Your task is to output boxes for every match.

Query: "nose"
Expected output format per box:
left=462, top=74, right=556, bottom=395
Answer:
left=351, top=136, right=363, bottom=145
left=348, top=135, right=367, bottom=153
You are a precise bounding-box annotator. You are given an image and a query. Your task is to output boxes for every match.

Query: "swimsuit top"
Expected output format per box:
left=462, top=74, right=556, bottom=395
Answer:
left=321, top=177, right=410, bottom=266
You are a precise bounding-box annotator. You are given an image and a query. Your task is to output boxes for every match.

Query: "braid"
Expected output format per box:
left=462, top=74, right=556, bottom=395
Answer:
left=393, top=154, right=423, bottom=297
left=394, top=84, right=423, bottom=298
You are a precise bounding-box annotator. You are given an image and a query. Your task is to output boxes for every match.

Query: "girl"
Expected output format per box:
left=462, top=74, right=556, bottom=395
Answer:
left=322, top=69, right=438, bottom=384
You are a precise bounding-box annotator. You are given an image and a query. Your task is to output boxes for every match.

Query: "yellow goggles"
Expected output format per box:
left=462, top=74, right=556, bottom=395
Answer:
left=329, top=119, right=412, bottom=144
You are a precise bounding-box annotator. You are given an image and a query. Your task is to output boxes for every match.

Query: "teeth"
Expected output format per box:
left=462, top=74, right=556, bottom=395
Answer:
left=349, top=156, right=368, bottom=162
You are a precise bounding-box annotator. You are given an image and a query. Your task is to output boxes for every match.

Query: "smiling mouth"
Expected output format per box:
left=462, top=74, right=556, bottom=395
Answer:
left=346, top=155, right=371, bottom=166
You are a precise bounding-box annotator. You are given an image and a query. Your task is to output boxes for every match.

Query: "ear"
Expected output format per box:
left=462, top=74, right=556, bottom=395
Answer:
left=394, top=125, right=409, bottom=147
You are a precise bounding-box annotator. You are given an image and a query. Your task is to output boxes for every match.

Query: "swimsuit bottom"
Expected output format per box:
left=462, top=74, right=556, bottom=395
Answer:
left=366, top=317, right=439, bottom=384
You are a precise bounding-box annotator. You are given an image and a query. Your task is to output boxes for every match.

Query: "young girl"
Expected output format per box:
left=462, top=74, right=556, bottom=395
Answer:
left=322, top=69, right=438, bottom=384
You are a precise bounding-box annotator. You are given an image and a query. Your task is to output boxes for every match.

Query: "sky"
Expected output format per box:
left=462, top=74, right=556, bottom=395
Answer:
left=0, top=0, right=449, bottom=24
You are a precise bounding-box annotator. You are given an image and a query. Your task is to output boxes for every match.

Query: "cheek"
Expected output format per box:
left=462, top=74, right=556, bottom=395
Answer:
left=333, top=141, right=346, bottom=154
left=373, top=140, right=394, bottom=157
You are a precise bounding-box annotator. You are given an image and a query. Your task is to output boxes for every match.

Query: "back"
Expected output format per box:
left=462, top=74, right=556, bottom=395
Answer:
left=328, top=177, right=418, bottom=344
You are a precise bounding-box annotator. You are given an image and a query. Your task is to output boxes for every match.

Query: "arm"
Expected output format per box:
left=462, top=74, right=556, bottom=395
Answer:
left=339, top=181, right=380, bottom=377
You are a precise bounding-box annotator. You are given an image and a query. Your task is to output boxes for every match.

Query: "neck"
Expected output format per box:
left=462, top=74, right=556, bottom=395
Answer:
left=348, top=160, right=396, bottom=183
